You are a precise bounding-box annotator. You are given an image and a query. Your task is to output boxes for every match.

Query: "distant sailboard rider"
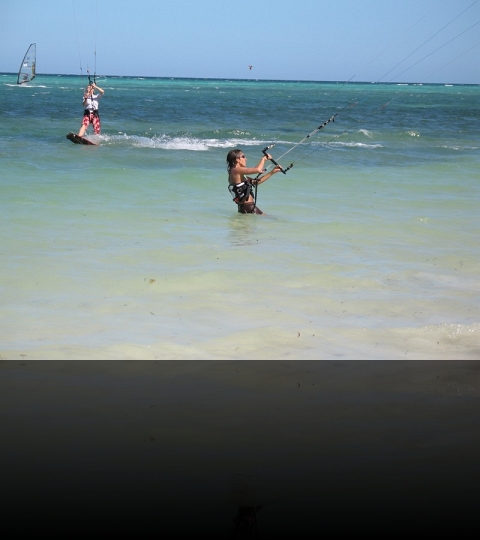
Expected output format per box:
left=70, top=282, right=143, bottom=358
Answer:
left=78, top=81, right=104, bottom=137
left=227, top=149, right=282, bottom=214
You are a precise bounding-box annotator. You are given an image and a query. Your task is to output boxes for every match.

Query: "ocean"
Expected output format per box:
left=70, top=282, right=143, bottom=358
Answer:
left=1, top=74, right=479, bottom=359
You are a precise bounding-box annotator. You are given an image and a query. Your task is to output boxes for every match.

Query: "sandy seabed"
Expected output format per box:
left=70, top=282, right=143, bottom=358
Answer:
left=1, top=360, right=479, bottom=536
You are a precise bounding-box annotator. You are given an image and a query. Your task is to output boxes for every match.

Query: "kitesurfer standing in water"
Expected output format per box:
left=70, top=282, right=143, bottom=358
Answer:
left=227, top=149, right=282, bottom=214
left=78, top=81, right=105, bottom=137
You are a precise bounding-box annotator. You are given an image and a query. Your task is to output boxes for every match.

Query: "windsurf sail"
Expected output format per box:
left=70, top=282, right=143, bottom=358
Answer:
left=17, top=43, right=36, bottom=85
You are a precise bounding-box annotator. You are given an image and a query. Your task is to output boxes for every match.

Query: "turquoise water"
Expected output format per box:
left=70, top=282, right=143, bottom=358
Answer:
left=1, top=74, right=479, bottom=359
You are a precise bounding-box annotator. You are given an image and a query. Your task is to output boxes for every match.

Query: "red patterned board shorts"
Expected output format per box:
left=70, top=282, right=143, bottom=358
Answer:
left=82, top=111, right=101, bottom=134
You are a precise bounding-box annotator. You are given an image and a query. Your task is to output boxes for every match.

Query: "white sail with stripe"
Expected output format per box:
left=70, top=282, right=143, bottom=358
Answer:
left=17, top=43, right=36, bottom=85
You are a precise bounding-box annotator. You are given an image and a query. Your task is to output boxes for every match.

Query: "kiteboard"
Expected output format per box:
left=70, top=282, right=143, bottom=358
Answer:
left=66, top=132, right=98, bottom=146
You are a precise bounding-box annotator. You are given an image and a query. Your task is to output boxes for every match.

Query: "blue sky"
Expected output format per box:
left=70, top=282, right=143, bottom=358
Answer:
left=1, top=0, right=479, bottom=83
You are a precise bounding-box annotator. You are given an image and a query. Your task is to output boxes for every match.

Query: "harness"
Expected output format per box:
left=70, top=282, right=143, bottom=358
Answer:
left=83, top=109, right=99, bottom=117
left=228, top=180, right=254, bottom=205
left=83, top=93, right=99, bottom=116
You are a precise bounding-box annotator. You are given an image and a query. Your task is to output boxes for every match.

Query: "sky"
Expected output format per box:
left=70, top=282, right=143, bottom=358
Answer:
left=1, top=0, right=479, bottom=84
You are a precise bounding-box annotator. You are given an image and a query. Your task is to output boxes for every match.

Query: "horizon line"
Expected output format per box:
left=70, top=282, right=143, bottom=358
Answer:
left=1, top=72, right=478, bottom=86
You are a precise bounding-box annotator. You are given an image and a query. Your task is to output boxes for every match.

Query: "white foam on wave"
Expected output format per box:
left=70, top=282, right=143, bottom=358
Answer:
left=327, top=141, right=383, bottom=149
left=99, top=133, right=269, bottom=151
left=141, top=136, right=208, bottom=151
left=358, top=129, right=373, bottom=138
left=98, top=133, right=384, bottom=152
left=4, top=83, right=48, bottom=88
left=441, top=144, right=479, bottom=151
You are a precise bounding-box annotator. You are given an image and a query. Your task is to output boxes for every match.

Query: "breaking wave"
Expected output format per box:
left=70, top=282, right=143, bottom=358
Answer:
left=97, top=133, right=272, bottom=151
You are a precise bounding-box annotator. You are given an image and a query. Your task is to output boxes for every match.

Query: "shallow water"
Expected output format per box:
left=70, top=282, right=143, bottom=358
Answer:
left=1, top=74, right=479, bottom=358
